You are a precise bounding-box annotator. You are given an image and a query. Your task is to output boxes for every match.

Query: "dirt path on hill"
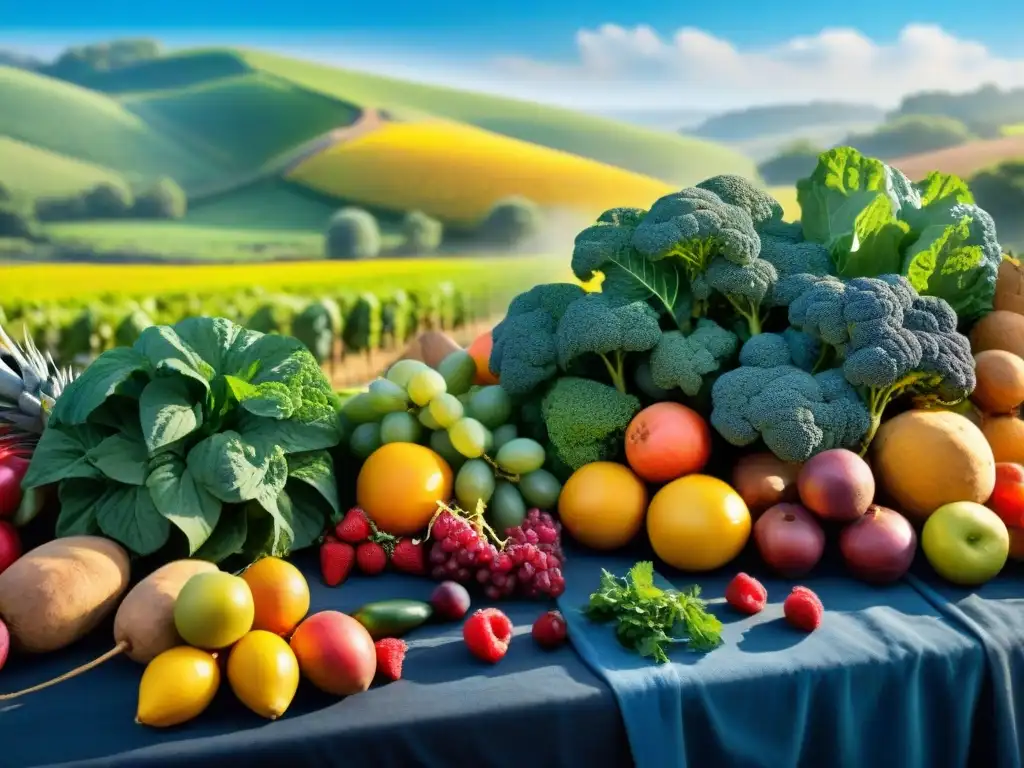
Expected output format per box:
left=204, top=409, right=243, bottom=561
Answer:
left=890, top=135, right=1024, bottom=181
left=279, top=107, right=385, bottom=176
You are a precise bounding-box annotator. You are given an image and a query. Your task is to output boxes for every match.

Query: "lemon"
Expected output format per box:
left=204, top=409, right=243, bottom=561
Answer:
left=227, top=630, right=300, bottom=720
left=136, top=646, right=221, bottom=728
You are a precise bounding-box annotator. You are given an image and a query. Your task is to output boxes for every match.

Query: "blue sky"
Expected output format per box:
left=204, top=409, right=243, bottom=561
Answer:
left=3, top=0, right=1024, bottom=110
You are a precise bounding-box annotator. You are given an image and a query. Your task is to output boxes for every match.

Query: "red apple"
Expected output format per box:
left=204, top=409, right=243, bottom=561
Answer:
left=839, top=505, right=917, bottom=584
left=798, top=449, right=875, bottom=522
left=753, top=503, right=826, bottom=577
left=289, top=611, right=376, bottom=696
left=988, top=463, right=1024, bottom=528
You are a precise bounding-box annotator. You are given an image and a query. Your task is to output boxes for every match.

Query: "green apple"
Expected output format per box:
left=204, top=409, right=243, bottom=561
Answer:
left=922, top=501, right=1010, bottom=586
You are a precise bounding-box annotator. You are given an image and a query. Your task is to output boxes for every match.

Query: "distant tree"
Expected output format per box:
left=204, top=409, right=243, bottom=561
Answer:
left=34, top=194, right=88, bottom=222
left=84, top=183, right=134, bottom=219
left=133, top=177, right=187, bottom=219
left=0, top=203, right=37, bottom=239
left=843, top=115, right=974, bottom=160
left=400, top=210, right=443, bottom=254
left=45, top=38, right=161, bottom=82
left=894, top=84, right=1024, bottom=133
left=476, top=197, right=542, bottom=249
left=757, top=140, right=823, bottom=185
left=325, top=208, right=382, bottom=260
left=971, top=161, right=1024, bottom=250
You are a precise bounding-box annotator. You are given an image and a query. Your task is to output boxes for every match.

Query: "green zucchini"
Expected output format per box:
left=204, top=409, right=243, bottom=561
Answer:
left=353, top=599, right=433, bottom=639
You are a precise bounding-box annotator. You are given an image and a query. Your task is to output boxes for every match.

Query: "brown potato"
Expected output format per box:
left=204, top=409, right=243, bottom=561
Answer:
left=972, top=350, right=1024, bottom=415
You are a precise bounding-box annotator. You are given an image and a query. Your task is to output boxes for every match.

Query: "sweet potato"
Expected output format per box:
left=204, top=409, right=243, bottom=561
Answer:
left=0, top=536, right=129, bottom=654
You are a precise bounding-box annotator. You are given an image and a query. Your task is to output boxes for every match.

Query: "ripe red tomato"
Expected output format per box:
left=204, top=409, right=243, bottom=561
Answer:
left=988, top=463, right=1024, bottom=527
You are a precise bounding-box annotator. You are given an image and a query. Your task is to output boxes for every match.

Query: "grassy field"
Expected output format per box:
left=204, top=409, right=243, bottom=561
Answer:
left=289, top=119, right=676, bottom=225
left=0, top=253, right=568, bottom=303
left=0, top=136, right=127, bottom=197
left=0, top=65, right=210, bottom=185
left=1001, top=123, right=1024, bottom=137
left=122, top=72, right=362, bottom=172
left=184, top=179, right=341, bottom=231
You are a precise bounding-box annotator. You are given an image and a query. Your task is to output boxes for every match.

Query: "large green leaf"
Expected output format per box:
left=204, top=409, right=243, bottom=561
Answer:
left=56, top=479, right=105, bottom=537
left=187, top=431, right=282, bottom=503
left=253, top=444, right=289, bottom=518
left=193, top=511, right=248, bottom=563
left=237, top=412, right=341, bottom=454
left=146, top=454, right=222, bottom=555
left=831, top=194, right=910, bottom=278
left=86, top=433, right=148, bottom=486
left=22, top=424, right=106, bottom=488
left=280, top=483, right=332, bottom=549
left=94, top=484, right=171, bottom=556
left=902, top=215, right=992, bottom=319
left=172, top=316, right=244, bottom=375
left=134, top=325, right=212, bottom=389
left=241, top=500, right=294, bottom=560
left=50, top=347, right=148, bottom=425
left=286, top=450, right=341, bottom=518
left=139, top=376, right=203, bottom=454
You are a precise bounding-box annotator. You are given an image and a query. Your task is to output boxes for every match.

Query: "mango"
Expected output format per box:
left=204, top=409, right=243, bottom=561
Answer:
left=290, top=611, right=376, bottom=696
left=241, top=557, right=310, bottom=636
left=228, top=630, right=300, bottom=720
left=136, top=646, right=220, bottom=727
left=173, top=571, right=254, bottom=650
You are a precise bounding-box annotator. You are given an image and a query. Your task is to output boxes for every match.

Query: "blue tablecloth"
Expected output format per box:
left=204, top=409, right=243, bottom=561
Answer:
left=557, top=545, right=1009, bottom=768
left=0, top=552, right=631, bottom=768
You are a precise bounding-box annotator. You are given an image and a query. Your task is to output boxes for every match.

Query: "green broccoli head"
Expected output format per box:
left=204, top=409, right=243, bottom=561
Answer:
left=781, top=328, right=822, bottom=372
left=571, top=207, right=647, bottom=282
left=710, top=362, right=872, bottom=463
left=540, top=376, right=641, bottom=470
left=630, top=187, right=761, bottom=282
left=758, top=232, right=835, bottom=307
left=555, top=294, right=663, bottom=392
left=696, top=175, right=784, bottom=229
left=489, top=283, right=586, bottom=395
left=649, top=318, right=739, bottom=396
left=737, top=332, right=791, bottom=368
left=705, top=256, right=778, bottom=336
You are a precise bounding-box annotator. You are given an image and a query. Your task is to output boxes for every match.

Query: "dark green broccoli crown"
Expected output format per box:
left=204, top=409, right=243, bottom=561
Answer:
left=759, top=235, right=834, bottom=280
left=710, top=363, right=871, bottom=462
left=696, top=175, right=785, bottom=229
left=490, top=283, right=587, bottom=395
left=706, top=256, right=778, bottom=304
left=787, top=276, right=850, bottom=347
left=571, top=207, right=647, bottom=283
left=540, top=376, right=640, bottom=470
left=903, top=295, right=976, bottom=399
left=758, top=219, right=804, bottom=242
left=630, top=187, right=760, bottom=268
left=782, top=328, right=822, bottom=372
left=738, top=333, right=791, bottom=368
left=649, top=319, right=739, bottom=396
left=555, top=294, right=662, bottom=370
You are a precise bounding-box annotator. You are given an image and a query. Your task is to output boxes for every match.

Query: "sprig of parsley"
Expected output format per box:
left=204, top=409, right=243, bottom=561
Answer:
left=584, top=561, right=723, bottom=664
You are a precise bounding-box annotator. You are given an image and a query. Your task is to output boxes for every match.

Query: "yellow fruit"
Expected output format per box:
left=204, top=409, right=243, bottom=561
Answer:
left=136, top=646, right=221, bottom=728
left=356, top=443, right=453, bottom=535
left=227, top=630, right=300, bottom=720
left=242, top=557, right=310, bottom=636
left=173, top=571, right=255, bottom=650
left=647, top=475, right=751, bottom=572
left=558, top=462, right=648, bottom=550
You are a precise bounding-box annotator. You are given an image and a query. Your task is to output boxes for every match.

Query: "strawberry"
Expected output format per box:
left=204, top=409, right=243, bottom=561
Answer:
left=356, top=540, right=389, bottom=575
left=374, top=638, right=408, bottom=681
left=784, top=586, right=824, bottom=631
left=391, top=537, right=427, bottom=575
left=725, top=572, right=768, bottom=615
left=335, top=507, right=373, bottom=544
left=463, top=608, right=513, bottom=664
left=320, top=536, right=355, bottom=586
left=531, top=610, right=568, bottom=649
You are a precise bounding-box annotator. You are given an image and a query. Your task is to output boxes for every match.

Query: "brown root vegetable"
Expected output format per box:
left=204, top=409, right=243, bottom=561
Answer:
left=981, top=415, right=1024, bottom=464
left=972, top=350, right=1024, bottom=415
left=0, top=536, right=129, bottom=654
left=994, top=258, right=1024, bottom=316
left=871, top=410, right=996, bottom=522
left=970, top=310, right=1024, bottom=359
left=0, top=559, right=218, bottom=701
left=730, top=452, right=801, bottom=518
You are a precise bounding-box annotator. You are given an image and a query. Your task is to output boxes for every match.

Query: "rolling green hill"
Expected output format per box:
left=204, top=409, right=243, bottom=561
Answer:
left=0, top=136, right=127, bottom=196
left=81, top=48, right=757, bottom=186
left=0, top=65, right=210, bottom=185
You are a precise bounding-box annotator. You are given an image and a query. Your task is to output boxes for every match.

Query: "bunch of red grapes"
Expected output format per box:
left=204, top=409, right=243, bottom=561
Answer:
left=427, top=507, right=566, bottom=599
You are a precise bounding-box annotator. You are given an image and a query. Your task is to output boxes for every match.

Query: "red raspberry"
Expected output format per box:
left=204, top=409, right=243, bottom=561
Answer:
left=725, top=572, right=767, bottom=615
left=531, top=610, right=568, bottom=649
left=374, top=638, right=407, bottom=681
left=335, top=507, right=373, bottom=544
left=784, top=586, right=823, bottom=631
left=463, top=608, right=513, bottom=663
left=356, top=541, right=389, bottom=575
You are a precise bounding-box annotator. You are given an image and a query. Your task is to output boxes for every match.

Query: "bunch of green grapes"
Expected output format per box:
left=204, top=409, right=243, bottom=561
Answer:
left=342, top=349, right=563, bottom=533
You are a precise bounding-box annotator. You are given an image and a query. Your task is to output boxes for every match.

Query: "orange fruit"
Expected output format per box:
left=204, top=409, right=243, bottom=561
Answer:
left=466, top=331, right=499, bottom=385
left=241, top=557, right=310, bottom=636
left=1009, top=526, right=1024, bottom=562
left=558, top=462, right=648, bottom=550
left=357, top=443, right=453, bottom=535
left=647, top=474, right=751, bottom=572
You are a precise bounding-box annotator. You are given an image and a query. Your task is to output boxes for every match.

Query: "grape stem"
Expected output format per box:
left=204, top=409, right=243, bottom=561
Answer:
left=482, top=454, right=519, bottom=483
left=421, top=499, right=509, bottom=549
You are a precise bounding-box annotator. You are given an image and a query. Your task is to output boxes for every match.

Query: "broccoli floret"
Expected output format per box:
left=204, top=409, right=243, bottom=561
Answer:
left=758, top=219, right=804, bottom=242
left=631, top=188, right=760, bottom=302
left=540, top=376, right=640, bottom=470
left=696, top=175, right=785, bottom=230
left=489, top=283, right=586, bottom=395
left=710, top=359, right=872, bottom=463
left=648, top=318, right=739, bottom=396
left=737, top=332, right=791, bottom=368
left=572, top=208, right=647, bottom=282
left=785, top=273, right=975, bottom=452
left=706, top=256, right=778, bottom=336
left=555, top=294, right=662, bottom=393
left=782, top=328, right=823, bottom=372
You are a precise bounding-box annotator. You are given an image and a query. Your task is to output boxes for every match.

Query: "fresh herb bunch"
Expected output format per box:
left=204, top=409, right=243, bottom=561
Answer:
left=584, top=561, right=722, bottom=663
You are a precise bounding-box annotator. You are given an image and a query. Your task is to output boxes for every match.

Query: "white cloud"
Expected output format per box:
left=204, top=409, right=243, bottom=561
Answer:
left=492, top=23, right=1024, bottom=110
